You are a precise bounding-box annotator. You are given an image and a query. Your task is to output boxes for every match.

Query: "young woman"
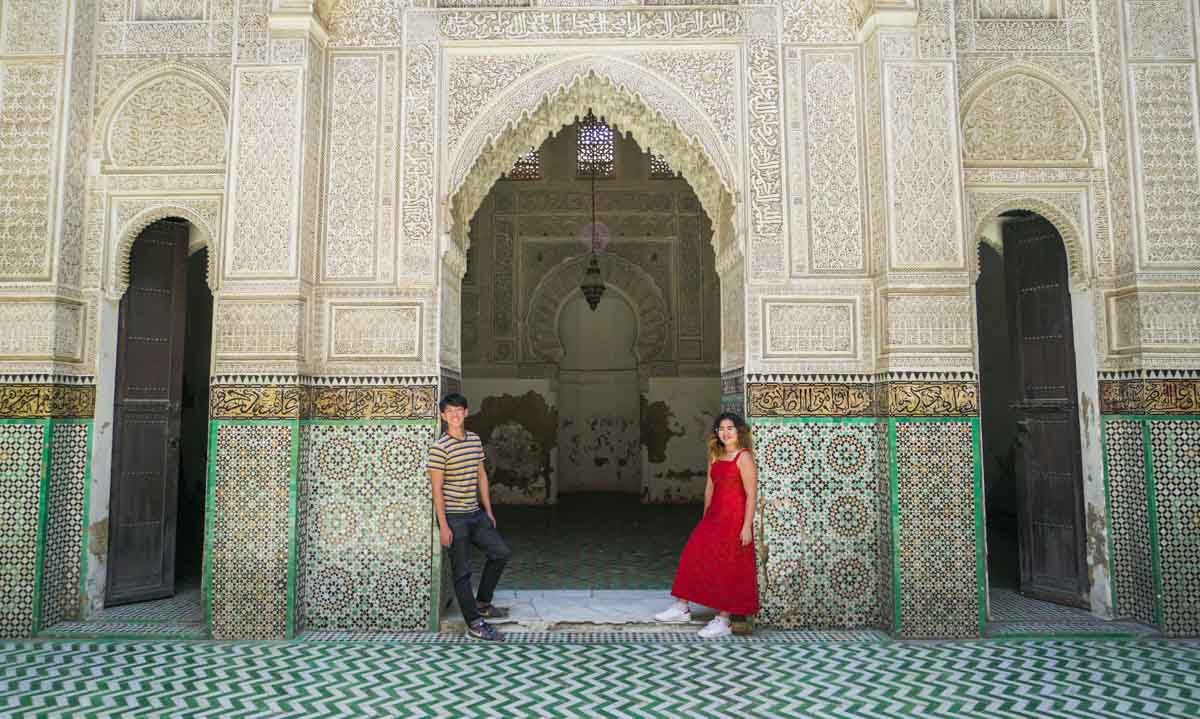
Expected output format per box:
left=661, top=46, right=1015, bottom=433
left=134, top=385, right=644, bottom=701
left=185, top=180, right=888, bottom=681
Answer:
left=654, top=412, right=760, bottom=638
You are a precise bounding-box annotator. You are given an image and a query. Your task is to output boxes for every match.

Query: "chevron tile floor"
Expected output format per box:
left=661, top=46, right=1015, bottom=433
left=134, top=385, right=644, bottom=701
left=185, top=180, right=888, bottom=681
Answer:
left=2, top=637, right=1198, bottom=718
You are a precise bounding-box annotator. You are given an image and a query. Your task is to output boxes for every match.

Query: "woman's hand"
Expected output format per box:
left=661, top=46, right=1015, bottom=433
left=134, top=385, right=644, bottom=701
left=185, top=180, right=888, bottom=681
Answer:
left=739, top=525, right=752, bottom=547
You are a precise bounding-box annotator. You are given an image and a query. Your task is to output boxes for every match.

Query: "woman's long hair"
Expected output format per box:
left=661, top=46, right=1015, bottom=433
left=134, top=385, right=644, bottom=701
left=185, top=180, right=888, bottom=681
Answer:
left=707, top=411, right=753, bottom=461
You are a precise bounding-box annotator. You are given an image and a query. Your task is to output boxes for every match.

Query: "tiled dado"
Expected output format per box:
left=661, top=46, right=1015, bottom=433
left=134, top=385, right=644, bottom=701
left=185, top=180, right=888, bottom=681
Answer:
left=748, top=380, right=981, bottom=638
left=0, top=383, right=94, bottom=640
left=206, top=382, right=437, bottom=640
left=1101, top=376, right=1200, bottom=637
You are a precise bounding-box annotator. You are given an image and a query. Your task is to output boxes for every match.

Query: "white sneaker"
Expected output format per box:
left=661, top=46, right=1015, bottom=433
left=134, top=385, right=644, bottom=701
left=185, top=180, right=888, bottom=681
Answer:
left=654, top=603, right=691, bottom=623
left=697, top=616, right=732, bottom=639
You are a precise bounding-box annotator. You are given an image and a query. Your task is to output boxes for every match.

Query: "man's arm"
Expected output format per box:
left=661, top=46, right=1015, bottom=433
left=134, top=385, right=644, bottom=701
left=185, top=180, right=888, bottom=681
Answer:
left=430, top=467, right=452, bottom=547
left=478, top=460, right=496, bottom=528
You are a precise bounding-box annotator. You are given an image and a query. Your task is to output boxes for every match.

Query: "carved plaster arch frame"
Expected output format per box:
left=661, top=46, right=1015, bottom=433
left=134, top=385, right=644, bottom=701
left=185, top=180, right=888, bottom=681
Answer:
left=525, top=253, right=670, bottom=366
left=112, top=204, right=219, bottom=300
left=969, top=195, right=1088, bottom=288
left=445, top=60, right=740, bottom=275
left=959, top=63, right=1100, bottom=167
left=93, top=62, right=231, bottom=169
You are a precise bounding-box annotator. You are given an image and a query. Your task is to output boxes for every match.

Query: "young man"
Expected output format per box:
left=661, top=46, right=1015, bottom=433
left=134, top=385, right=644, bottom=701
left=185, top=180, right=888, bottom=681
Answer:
left=428, top=392, right=511, bottom=641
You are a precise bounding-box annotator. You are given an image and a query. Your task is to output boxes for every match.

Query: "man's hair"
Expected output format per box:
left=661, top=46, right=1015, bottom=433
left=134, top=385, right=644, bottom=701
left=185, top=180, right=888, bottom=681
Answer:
left=439, top=392, right=469, bottom=413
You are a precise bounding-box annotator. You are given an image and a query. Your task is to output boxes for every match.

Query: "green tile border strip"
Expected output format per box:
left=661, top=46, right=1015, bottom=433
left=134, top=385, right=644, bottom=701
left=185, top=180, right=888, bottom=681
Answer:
left=73, top=420, right=95, bottom=624
left=286, top=422, right=300, bottom=640
left=887, top=418, right=901, bottom=636
left=1100, top=417, right=1119, bottom=616
left=1098, top=413, right=1200, bottom=631
left=202, top=420, right=218, bottom=635
left=1141, top=420, right=1165, bottom=629
left=32, top=420, right=53, bottom=635
left=972, top=418, right=986, bottom=635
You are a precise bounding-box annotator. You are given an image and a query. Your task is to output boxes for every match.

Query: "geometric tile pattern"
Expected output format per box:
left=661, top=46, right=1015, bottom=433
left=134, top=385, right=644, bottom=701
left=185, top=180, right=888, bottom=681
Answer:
left=894, top=420, right=980, bottom=639
left=752, top=419, right=885, bottom=628
left=489, top=495, right=696, bottom=590
left=1104, top=419, right=1156, bottom=626
left=2, top=638, right=1199, bottom=717
left=299, top=421, right=434, bottom=633
left=208, top=423, right=295, bottom=640
left=38, top=421, right=90, bottom=630
left=1150, top=419, right=1200, bottom=637
left=92, top=584, right=203, bottom=624
left=874, top=421, right=893, bottom=633
left=42, top=586, right=204, bottom=640
left=300, top=629, right=892, bottom=644
left=985, top=588, right=1157, bottom=639
left=0, top=422, right=47, bottom=639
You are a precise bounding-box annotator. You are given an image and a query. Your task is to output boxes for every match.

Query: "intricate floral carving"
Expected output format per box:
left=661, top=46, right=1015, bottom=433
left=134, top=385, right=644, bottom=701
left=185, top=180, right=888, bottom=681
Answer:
left=1094, top=0, right=1137, bottom=275
left=0, top=63, right=58, bottom=281
left=782, top=0, right=857, bottom=44
left=881, top=292, right=973, bottom=352
left=438, top=7, right=743, bottom=40
left=228, top=68, right=301, bottom=277
left=962, top=72, right=1088, bottom=164
left=111, top=199, right=222, bottom=298
left=324, top=55, right=381, bottom=281
left=976, top=0, right=1054, bottom=18
left=137, top=0, right=206, bottom=20
left=1125, top=0, right=1194, bottom=59
left=1129, top=65, right=1200, bottom=266
left=214, top=300, right=305, bottom=358
left=966, top=191, right=1087, bottom=283
left=762, top=300, right=856, bottom=358
left=447, top=65, right=737, bottom=274
left=0, top=301, right=85, bottom=362
left=329, top=303, right=421, bottom=359
left=799, top=52, right=865, bottom=272
left=524, top=253, right=669, bottom=364
left=106, top=75, right=227, bottom=169
left=886, top=64, right=963, bottom=269
left=1, top=0, right=66, bottom=55
left=325, top=0, right=404, bottom=47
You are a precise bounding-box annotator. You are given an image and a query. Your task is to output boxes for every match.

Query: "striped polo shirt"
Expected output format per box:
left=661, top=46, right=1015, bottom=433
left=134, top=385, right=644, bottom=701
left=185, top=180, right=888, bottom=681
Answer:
left=427, top=431, right=484, bottom=514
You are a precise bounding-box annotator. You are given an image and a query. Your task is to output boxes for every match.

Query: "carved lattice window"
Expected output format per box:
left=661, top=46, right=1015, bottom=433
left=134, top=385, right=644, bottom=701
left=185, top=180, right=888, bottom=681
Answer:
left=576, top=111, right=615, bottom=178
left=649, top=153, right=679, bottom=179
left=503, top=147, right=541, bottom=180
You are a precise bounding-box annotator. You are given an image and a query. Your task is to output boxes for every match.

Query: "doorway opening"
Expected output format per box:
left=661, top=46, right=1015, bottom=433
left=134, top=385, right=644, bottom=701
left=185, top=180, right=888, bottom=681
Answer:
left=976, top=211, right=1145, bottom=637
left=98, top=218, right=212, bottom=637
left=455, top=112, right=724, bottom=625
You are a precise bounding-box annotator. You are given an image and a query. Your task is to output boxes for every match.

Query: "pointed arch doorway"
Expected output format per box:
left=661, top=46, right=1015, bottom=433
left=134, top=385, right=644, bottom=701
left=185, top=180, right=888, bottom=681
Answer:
left=976, top=211, right=1089, bottom=610
left=106, top=218, right=213, bottom=613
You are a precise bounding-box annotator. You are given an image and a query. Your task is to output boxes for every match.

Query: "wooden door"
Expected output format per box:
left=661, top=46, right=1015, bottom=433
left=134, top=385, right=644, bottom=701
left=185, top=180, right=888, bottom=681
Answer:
left=1003, top=219, right=1089, bottom=608
left=106, top=220, right=188, bottom=605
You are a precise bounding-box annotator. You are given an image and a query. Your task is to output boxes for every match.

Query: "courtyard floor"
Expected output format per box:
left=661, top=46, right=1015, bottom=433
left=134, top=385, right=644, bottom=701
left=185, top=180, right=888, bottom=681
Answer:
left=2, top=635, right=1199, bottom=718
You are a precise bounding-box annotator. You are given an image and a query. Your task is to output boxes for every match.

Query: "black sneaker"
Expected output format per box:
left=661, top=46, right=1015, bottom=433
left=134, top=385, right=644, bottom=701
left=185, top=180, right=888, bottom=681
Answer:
left=476, top=602, right=509, bottom=619
left=466, top=619, right=503, bottom=642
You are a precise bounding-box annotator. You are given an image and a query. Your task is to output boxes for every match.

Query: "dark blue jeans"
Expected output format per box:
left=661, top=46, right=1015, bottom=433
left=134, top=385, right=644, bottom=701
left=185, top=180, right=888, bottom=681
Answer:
left=446, top=510, right=511, bottom=624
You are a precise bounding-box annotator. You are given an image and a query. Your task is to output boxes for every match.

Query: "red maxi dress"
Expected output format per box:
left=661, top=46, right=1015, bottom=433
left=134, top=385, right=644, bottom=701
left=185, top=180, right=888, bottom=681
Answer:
left=670, top=449, right=760, bottom=615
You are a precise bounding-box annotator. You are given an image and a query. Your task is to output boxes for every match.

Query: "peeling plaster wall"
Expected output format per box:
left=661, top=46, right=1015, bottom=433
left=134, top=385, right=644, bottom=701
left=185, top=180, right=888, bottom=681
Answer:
left=463, top=379, right=557, bottom=505
left=641, top=377, right=721, bottom=503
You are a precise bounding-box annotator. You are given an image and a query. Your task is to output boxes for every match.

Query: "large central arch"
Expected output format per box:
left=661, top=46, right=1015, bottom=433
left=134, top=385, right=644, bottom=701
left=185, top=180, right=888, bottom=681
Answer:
left=444, top=57, right=742, bottom=275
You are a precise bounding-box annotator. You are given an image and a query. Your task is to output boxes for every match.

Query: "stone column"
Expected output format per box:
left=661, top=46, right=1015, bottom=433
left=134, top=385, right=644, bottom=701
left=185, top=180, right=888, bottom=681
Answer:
left=206, top=1, right=327, bottom=640
left=0, top=0, right=98, bottom=639
left=864, top=5, right=984, bottom=639
left=1095, top=0, right=1200, bottom=638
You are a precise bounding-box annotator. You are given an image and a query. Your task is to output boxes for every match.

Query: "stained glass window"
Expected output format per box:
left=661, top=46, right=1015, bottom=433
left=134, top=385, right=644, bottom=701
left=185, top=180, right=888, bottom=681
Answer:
left=576, top=111, right=614, bottom=178
left=649, top=153, right=679, bottom=179
left=504, top=147, right=541, bottom=180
